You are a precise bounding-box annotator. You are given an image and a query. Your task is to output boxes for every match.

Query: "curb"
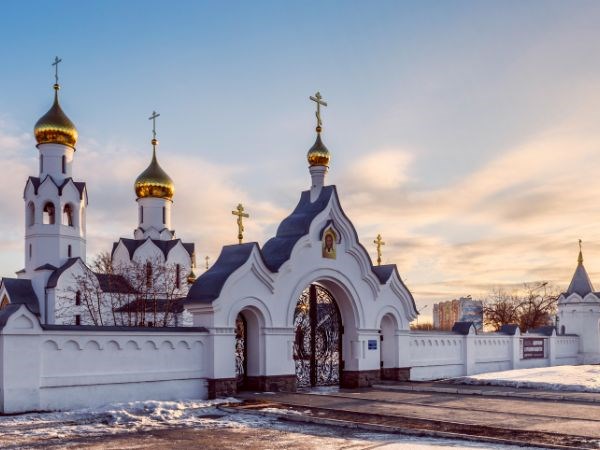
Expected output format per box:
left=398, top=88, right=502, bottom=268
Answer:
left=372, top=384, right=600, bottom=404
left=220, top=405, right=589, bottom=450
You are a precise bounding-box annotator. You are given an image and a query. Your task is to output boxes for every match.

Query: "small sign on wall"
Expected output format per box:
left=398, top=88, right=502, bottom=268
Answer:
left=368, top=339, right=378, bottom=350
left=522, top=338, right=545, bottom=359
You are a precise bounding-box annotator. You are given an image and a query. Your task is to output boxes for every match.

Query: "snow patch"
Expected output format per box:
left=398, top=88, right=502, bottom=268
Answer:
left=456, top=365, right=600, bottom=392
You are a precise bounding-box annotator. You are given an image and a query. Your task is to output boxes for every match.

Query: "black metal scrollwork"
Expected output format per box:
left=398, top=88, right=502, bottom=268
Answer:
left=293, top=284, right=341, bottom=388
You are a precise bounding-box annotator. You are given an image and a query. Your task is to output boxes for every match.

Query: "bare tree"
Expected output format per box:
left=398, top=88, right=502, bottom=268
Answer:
left=410, top=322, right=435, bottom=331
left=57, top=252, right=188, bottom=327
left=483, top=282, right=558, bottom=332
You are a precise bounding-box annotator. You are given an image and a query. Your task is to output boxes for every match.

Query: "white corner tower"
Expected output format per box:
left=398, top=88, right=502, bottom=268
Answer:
left=307, top=91, right=331, bottom=202
left=23, top=58, right=87, bottom=280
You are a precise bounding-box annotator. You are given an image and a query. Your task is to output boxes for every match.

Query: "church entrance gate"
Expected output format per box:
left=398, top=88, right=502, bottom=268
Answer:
left=293, top=284, right=342, bottom=388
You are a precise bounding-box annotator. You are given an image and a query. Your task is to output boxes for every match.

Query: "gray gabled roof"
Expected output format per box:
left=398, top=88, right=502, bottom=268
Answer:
left=46, top=258, right=81, bottom=289
left=262, top=186, right=335, bottom=272
left=452, top=321, right=475, bottom=335
left=0, top=278, right=40, bottom=316
left=186, top=243, right=259, bottom=304
left=499, top=324, right=520, bottom=335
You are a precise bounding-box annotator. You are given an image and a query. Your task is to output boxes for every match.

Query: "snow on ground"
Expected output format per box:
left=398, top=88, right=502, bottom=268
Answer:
left=0, top=398, right=545, bottom=449
left=456, top=364, right=600, bottom=392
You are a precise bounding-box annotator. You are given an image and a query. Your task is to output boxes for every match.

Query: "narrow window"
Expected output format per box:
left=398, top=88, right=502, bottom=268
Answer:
left=561, top=325, right=566, bottom=335
left=1, top=295, right=9, bottom=310
left=27, top=202, right=35, bottom=226
left=146, top=261, right=152, bottom=287
left=29, top=244, right=32, bottom=259
left=75, top=290, right=81, bottom=306
left=75, top=315, right=81, bottom=326
left=43, top=202, right=56, bottom=225
left=62, top=155, right=66, bottom=174
left=67, top=244, right=72, bottom=257
left=63, top=204, right=73, bottom=226
left=140, top=206, right=144, bottom=223
left=175, top=263, right=181, bottom=289
left=40, top=155, right=44, bottom=173
left=162, top=206, right=166, bottom=224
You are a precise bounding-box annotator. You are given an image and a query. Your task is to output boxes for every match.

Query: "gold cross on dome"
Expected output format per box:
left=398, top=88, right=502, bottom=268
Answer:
left=148, top=111, right=160, bottom=141
left=52, top=56, right=62, bottom=85
left=232, top=203, right=249, bottom=244
left=374, top=233, right=385, bottom=266
left=309, top=91, right=328, bottom=131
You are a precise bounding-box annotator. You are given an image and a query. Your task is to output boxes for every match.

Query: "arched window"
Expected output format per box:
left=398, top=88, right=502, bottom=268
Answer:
left=0, top=295, right=9, bottom=310
left=62, top=155, right=66, bottom=174
left=67, top=244, right=72, bottom=257
left=43, top=202, right=56, bottom=225
left=75, top=290, right=81, bottom=306
left=561, top=325, right=566, bottom=335
left=62, top=204, right=74, bottom=226
left=140, top=206, right=144, bottom=224
left=27, top=202, right=35, bottom=227
left=162, top=207, right=166, bottom=224
left=40, top=155, right=44, bottom=173
left=29, top=244, right=32, bottom=259
left=175, top=263, right=181, bottom=289
left=146, top=261, right=152, bottom=288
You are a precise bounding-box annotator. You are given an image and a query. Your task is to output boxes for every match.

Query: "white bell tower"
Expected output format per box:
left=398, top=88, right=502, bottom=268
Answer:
left=22, top=58, right=87, bottom=282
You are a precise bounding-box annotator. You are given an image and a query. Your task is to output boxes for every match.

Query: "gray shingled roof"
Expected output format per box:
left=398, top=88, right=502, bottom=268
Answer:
left=1, top=278, right=40, bottom=315
left=566, top=262, right=594, bottom=296
left=186, top=243, right=259, bottom=304
left=452, top=321, right=475, bottom=335
left=46, top=258, right=81, bottom=289
left=95, top=273, right=134, bottom=294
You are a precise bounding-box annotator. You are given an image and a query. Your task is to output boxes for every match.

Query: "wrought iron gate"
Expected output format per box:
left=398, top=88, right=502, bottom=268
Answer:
left=293, top=284, right=342, bottom=388
left=235, top=313, right=247, bottom=388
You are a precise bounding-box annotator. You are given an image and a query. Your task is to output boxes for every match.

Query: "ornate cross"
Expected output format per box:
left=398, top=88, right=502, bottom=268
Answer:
left=232, top=203, right=249, bottom=244
left=148, top=111, right=160, bottom=141
left=205, top=255, right=210, bottom=270
left=374, top=233, right=385, bottom=266
left=309, top=91, right=328, bottom=131
left=52, top=56, right=62, bottom=85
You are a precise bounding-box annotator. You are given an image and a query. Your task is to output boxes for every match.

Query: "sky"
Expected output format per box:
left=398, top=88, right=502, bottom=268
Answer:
left=2, top=1, right=600, bottom=321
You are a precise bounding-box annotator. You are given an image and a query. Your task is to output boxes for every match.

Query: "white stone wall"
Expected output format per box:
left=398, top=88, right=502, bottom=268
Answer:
left=408, top=329, right=580, bottom=380
left=0, top=305, right=208, bottom=413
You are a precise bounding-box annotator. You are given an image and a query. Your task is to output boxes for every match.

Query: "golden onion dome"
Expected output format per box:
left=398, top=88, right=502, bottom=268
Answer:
left=134, top=141, right=175, bottom=200
left=34, top=84, right=78, bottom=148
left=307, top=130, right=330, bottom=167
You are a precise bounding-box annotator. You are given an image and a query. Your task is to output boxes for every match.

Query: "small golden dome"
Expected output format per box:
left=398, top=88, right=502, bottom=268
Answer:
left=134, top=145, right=175, bottom=200
left=34, top=84, right=78, bottom=148
left=307, top=132, right=330, bottom=167
left=187, top=270, right=196, bottom=285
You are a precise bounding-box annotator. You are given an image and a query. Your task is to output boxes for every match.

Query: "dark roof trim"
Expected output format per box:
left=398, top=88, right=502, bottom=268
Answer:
left=111, top=237, right=194, bottom=260
left=46, top=258, right=82, bottom=289
left=499, top=324, right=520, bottom=335
left=25, top=176, right=86, bottom=200
left=452, top=321, right=476, bottom=335
left=0, top=278, right=40, bottom=315
left=186, top=242, right=262, bottom=304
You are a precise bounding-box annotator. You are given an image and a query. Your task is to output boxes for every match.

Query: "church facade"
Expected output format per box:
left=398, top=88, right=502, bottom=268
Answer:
left=0, top=67, right=597, bottom=413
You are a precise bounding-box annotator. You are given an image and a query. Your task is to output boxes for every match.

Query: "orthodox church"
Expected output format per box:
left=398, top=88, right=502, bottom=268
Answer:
left=0, top=63, right=597, bottom=413
left=0, top=71, right=195, bottom=328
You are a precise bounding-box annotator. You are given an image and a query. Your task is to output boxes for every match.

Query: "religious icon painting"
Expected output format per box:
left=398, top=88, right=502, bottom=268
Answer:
left=322, top=228, right=337, bottom=259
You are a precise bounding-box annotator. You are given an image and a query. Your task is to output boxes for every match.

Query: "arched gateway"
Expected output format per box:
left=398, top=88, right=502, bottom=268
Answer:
left=294, top=284, right=342, bottom=388
left=185, top=104, right=418, bottom=398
